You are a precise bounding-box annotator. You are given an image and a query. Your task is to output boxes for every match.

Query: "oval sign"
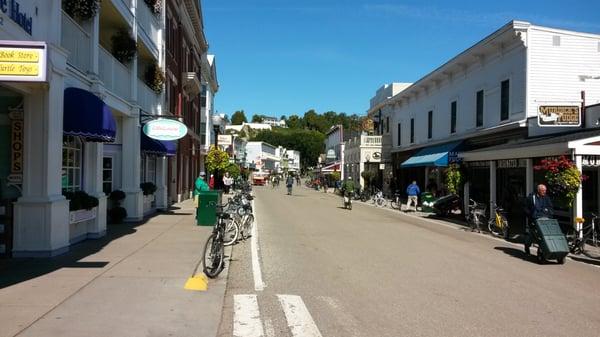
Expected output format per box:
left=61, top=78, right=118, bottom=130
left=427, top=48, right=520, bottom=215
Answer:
left=143, top=119, right=188, bottom=141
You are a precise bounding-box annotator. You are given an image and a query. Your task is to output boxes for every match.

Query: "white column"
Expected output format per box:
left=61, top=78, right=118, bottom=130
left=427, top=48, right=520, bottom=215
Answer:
left=155, top=156, right=168, bottom=210
left=83, top=142, right=107, bottom=238
left=13, top=46, right=70, bottom=257
left=490, top=160, right=497, bottom=210
left=359, top=162, right=365, bottom=189
left=121, top=114, right=143, bottom=221
left=526, top=158, right=534, bottom=196
left=340, top=143, right=345, bottom=181
left=574, top=154, right=583, bottom=221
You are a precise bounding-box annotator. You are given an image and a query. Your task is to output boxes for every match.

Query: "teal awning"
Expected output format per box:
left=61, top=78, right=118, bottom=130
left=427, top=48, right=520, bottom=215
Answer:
left=401, top=141, right=462, bottom=168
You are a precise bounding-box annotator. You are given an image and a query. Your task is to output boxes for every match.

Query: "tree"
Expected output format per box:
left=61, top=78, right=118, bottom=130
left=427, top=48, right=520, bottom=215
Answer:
left=251, top=114, right=265, bottom=123
left=205, top=146, right=230, bottom=175
left=287, top=115, right=303, bottom=129
left=225, top=163, right=241, bottom=178
left=251, top=128, right=324, bottom=168
left=231, top=110, right=247, bottom=125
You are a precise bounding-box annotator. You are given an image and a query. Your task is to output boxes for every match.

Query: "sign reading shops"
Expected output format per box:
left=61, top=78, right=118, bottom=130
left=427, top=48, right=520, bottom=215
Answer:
left=8, top=108, right=23, bottom=184
left=143, top=119, right=188, bottom=141
left=538, top=105, right=580, bottom=127
left=0, top=41, right=46, bottom=82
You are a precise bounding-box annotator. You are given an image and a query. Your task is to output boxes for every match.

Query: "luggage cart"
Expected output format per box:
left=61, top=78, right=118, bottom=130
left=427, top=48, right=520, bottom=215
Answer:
left=526, top=217, right=569, bottom=264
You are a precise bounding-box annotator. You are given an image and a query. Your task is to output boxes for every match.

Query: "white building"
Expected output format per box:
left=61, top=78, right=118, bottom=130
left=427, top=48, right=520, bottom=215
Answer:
left=261, top=116, right=287, bottom=128
left=343, top=134, right=383, bottom=189
left=202, top=54, right=219, bottom=151
left=245, top=141, right=279, bottom=174
left=0, top=0, right=170, bottom=257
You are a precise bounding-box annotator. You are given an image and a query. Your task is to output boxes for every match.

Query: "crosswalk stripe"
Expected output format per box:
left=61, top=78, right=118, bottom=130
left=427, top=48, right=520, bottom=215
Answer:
left=234, top=294, right=265, bottom=337
left=277, top=294, right=323, bottom=337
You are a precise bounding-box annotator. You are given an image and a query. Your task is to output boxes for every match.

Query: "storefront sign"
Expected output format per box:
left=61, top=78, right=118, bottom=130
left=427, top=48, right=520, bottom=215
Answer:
left=466, top=161, right=490, bottom=168
left=372, top=152, right=381, bottom=160
left=217, top=135, right=232, bottom=146
left=9, top=109, right=23, bottom=184
left=582, top=155, right=600, bottom=167
left=142, top=119, right=187, bottom=141
left=538, top=105, right=580, bottom=127
left=448, top=151, right=462, bottom=164
left=497, top=159, right=527, bottom=168
left=0, top=41, right=47, bottom=82
left=0, top=0, right=34, bottom=35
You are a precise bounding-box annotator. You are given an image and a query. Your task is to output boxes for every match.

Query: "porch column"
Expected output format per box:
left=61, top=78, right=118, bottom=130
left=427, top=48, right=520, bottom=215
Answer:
left=121, top=114, right=143, bottom=221
left=83, top=142, right=107, bottom=238
left=155, top=156, right=168, bottom=210
left=574, top=155, right=583, bottom=220
left=359, top=162, right=365, bottom=189
left=526, top=158, right=534, bottom=196
left=490, top=160, right=497, bottom=210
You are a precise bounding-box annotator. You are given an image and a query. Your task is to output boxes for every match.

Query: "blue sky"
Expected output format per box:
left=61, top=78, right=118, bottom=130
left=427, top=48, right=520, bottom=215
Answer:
left=202, top=0, right=600, bottom=119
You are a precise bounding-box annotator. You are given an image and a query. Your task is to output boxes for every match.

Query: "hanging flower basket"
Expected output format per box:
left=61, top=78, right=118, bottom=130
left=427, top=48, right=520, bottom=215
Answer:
left=534, top=156, right=585, bottom=208
left=62, top=0, right=100, bottom=21
left=444, top=164, right=463, bottom=195
left=111, top=29, right=137, bottom=63
left=144, top=62, right=165, bottom=94
left=144, top=0, right=162, bottom=15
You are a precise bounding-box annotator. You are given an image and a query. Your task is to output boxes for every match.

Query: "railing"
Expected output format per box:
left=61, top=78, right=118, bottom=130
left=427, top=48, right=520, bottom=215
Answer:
left=61, top=12, right=91, bottom=73
left=137, top=1, right=160, bottom=51
left=98, top=46, right=132, bottom=100
left=362, top=135, right=382, bottom=147
left=137, top=79, right=159, bottom=114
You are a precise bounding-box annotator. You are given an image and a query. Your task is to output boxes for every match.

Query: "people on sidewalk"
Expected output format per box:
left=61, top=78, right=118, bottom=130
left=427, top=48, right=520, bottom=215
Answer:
left=523, top=184, right=554, bottom=254
left=405, top=180, right=421, bottom=212
left=223, top=172, right=234, bottom=194
left=286, top=175, right=294, bottom=195
left=193, top=172, right=210, bottom=212
left=209, top=174, right=215, bottom=189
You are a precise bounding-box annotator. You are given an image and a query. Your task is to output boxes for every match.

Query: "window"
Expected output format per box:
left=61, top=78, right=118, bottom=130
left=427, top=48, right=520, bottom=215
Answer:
left=501, top=80, right=509, bottom=120
left=410, top=118, right=415, bottom=143
left=397, top=123, right=402, bottom=146
left=386, top=116, right=389, bottom=133
left=103, top=157, right=113, bottom=195
left=476, top=90, right=484, bottom=127
left=428, top=110, right=433, bottom=139
left=451, top=101, right=457, bottom=134
left=62, top=136, right=83, bottom=192
left=146, top=156, right=157, bottom=184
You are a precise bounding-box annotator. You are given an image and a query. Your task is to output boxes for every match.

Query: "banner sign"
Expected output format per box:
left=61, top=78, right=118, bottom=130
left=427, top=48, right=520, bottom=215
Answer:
left=8, top=109, right=23, bottom=183
left=143, top=119, right=188, bottom=141
left=0, top=40, right=46, bottom=82
left=538, top=105, right=580, bottom=127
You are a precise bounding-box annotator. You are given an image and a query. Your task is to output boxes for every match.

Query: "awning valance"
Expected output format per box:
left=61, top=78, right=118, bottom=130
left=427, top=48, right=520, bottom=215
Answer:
left=401, top=141, right=462, bottom=167
left=321, top=162, right=341, bottom=172
left=63, top=87, right=116, bottom=142
left=141, top=132, right=177, bottom=156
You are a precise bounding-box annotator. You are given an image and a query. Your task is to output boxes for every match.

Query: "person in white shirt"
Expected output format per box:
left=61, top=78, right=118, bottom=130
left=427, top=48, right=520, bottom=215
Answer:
left=223, top=172, right=234, bottom=194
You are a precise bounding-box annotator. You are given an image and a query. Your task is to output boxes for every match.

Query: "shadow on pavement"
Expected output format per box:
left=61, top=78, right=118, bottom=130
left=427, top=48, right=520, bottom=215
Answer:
left=494, top=246, right=541, bottom=264
left=569, top=255, right=600, bottom=267
left=0, top=208, right=186, bottom=289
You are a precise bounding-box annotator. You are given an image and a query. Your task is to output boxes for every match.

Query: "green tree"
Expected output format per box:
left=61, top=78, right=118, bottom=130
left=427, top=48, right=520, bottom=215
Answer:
left=205, top=146, right=230, bottom=175
left=287, top=114, right=303, bottom=129
left=251, top=114, right=265, bottom=123
left=251, top=128, right=324, bottom=168
left=231, top=110, right=247, bottom=125
left=225, top=163, right=241, bottom=178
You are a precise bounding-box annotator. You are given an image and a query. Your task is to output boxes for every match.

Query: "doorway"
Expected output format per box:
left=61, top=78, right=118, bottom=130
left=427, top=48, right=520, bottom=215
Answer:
left=496, top=168, right=527, bottom=235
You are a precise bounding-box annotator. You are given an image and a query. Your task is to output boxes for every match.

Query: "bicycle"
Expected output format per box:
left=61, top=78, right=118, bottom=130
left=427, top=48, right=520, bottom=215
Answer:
left=466, top=199, right=486, bottom=233
left=488, top=203, right=509, bottom=239
left=390, top=191, right=402, bottom=210
left=202, top=210, right=228, bottom=278
left=371, top=189, right=387, bottom=207
left=568, top=214, right=600, bottom=258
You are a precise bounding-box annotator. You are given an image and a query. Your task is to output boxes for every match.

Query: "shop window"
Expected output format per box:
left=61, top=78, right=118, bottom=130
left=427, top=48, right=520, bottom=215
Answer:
left=450, top=101, right=457, bottom=134
left=427, top=110, right=433, bottom=139
left=146, top=156, right=157, bottom=184
left=62, top=136, right=83, bottom=192
left=476, top=90, right=484, bottom=127
left=501, top=80, right=509, bottom=120
left=410, top=118, right=415, bottom=144
left=397, top=123, right=402, bottom=146
left=103, top=157, right=113, bottom=195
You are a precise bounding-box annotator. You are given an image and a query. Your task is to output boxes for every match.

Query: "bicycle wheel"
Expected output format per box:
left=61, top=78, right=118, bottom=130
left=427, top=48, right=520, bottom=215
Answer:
left=222, top=219, right=239, bottom=246
left=390, top=199, right=400, bottom=210
left=376, top=198, right=386, bottom=207
left=583, top=230, right=600, bottom=259
left=488, top=218, right=502, bottom=237
left=202, top=233, right=224, bottom=278
left=242, top=214, right=254, bottom=240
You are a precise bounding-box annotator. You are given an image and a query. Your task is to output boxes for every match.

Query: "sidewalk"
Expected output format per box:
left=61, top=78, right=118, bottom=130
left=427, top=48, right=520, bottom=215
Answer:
left=0, top=199, right=227, bottom=337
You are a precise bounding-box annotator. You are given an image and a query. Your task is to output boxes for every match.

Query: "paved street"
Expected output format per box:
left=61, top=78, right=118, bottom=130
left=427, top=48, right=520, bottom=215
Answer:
left=219, top=186, right=600, bottom=337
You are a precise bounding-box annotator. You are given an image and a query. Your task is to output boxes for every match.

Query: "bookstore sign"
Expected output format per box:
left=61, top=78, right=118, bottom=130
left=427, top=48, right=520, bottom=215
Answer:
left=0, top=40, right=46, bottom=82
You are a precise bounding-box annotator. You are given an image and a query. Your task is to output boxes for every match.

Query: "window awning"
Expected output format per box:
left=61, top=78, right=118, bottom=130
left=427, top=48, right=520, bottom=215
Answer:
left=401, top=141, right=462, bottom=167
left=321, top=161, right=341, bottom=172
left=141, top=132, right=177, bottom=156
left=63, top=87, right=116, bottom=142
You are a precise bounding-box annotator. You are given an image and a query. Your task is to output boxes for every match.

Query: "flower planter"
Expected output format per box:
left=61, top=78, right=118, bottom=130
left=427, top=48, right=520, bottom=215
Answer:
left=69, top=207, right=97, bottom=224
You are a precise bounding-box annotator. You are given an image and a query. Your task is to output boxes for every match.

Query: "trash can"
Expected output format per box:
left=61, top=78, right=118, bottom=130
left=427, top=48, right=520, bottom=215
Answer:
left=421, top=192, right=435, bottom=212
left=196, top=190, right=222, bottom=226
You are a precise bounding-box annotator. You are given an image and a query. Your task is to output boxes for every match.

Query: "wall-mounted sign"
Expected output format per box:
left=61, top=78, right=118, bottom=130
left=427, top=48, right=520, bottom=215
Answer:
left=538, top=105, right=580, bottom=127
left=143, top=119, right=188, bottom=141
left=466, top=161, right=490, bottom=168
left=326, top=149, right=336, bottom=159
left=448, top=151, right=462, bottom=164
left=372, top=152, right=381, bottom=160
left=0, top=0, right=34, bottom=35
left=0, top=41, right=46, bottom=82
left=582, top=155, right=600, bottom=167
left=497, top=159, right=527, bottom=168
left=217, top=135, right=232, bottom=146
left=9, top=109, right=22, bottom=184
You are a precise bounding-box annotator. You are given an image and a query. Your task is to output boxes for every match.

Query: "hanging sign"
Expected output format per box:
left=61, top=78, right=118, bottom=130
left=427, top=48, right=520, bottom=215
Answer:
left=217, top=135, right=232, bottom=146
left=8, top=108, right=23, bottom=184
left=538, top=105, right=580, bottom=127
left=0, top=41, right=46, bottom=82
left=143, top=119, right=188, bottom=141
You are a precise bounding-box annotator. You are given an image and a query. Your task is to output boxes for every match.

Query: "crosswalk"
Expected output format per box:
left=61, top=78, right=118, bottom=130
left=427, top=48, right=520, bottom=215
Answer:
left=233, top=294, right=323, bottom=337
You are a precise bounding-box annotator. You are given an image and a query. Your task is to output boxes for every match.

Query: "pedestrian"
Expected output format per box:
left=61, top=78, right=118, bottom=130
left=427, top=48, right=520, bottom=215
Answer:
left=223, top=172, right=234, bottom=194
left=193, top=172, right=210, bottom=212
left=286, top=175, right=294, bottom=195
left=405, top=180, right=421, bottom=212
left=296, top=174, right=300, bottom=186
left=209, top=174, right=215, bottom=190
left=524, top=184, right=554, bottom=254
left=323, top=177, right=328, bottom=193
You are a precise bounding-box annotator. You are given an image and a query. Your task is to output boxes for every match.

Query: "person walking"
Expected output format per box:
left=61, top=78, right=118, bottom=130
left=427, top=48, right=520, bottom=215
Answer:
left=296, top=174, right=301, bottom=186
left=286, top=175, right=294, bottom=195
left=524, top=184, right=554, bottom=254
left=405, top=180, right=421, bottom=212
left=223, top=172, right=234, bottom=194
left=208, top=174, right=215, bottom=189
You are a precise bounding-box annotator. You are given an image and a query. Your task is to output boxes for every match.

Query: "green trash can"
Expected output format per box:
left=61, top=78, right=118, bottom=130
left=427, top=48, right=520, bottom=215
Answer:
left=196, top=190, right=222, bottom=226
left=421, top=192, right=435, bottom=212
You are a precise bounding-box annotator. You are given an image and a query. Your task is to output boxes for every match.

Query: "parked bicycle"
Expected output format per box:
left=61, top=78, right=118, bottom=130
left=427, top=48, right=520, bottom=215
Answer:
left=371, top=189, right=387, bottom=207
left=488, top=203, right=509, bottom=239
left=466, top=199, right=486, bottom=232
left=390, top=190, right=402, bottom=210
left=202, top=209, right=228, bottom=278
left=568, top=214, right=600, bottom=258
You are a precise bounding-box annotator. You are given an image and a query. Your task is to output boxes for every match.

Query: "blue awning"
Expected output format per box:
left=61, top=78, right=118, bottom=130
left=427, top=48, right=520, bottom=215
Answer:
left=141, top=132, right=177, bottom=157
left=401, top=141, right=462, bottom=167
left=63, top=87, right=116, bottom=142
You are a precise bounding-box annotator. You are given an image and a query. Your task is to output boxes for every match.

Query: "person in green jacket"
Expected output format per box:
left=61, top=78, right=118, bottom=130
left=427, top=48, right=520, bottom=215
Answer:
left=194, top=172, right=210, bottom=197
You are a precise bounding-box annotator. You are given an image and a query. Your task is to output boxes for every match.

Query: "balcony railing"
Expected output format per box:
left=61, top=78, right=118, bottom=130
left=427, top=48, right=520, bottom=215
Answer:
left=362, top=135, right=382, bottom=147
left=137, top=79, right=159, bottom=114
left=61, top=12, right=91, bottom=73
left=137, top=2, right=160, bottom=52
left=99, top=46, right=132, bottom=100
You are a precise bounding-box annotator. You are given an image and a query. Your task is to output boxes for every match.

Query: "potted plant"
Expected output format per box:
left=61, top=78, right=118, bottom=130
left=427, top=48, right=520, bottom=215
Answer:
left=140, top=182, right=157, bottom=195
left=144, top=62, right=165, bottom=94
left=62, top=0, right=100, bottom=21
left=108, top=189, right=127, bottom=224
left=534, top=156, right=585, bottom=208
left=111, top=29, right=137, bottom=63
left=63, top=190, right=99, bottom=224
left=144, top=0, right=162, bottom=15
